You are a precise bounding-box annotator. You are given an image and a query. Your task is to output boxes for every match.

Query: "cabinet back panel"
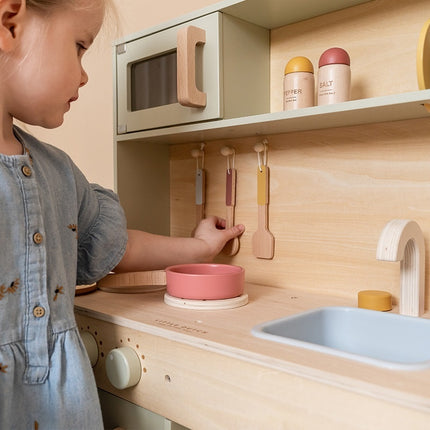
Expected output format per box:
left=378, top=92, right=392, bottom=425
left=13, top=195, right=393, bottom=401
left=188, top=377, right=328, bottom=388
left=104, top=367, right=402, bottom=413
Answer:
left=170, top=118, right=430, bottom=308
left=270, top=0, right=430, bottom=112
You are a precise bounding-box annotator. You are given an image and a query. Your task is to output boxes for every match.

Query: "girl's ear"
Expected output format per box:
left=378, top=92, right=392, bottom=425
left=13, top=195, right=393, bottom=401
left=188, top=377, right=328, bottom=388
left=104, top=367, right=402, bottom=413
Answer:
left=0, top=0, right=26, bottom=52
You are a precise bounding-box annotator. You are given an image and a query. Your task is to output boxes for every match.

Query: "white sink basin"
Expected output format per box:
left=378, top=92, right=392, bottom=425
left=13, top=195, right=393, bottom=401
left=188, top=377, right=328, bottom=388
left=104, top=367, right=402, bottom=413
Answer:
left=252, top=307, right=430, bottom=370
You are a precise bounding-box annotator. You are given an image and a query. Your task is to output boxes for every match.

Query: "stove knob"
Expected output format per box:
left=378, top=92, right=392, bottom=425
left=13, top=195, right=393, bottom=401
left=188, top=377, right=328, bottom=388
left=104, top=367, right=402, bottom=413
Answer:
left=80, top=331, right=98, bottom=367
left=105, top=346, right=142, bottom=390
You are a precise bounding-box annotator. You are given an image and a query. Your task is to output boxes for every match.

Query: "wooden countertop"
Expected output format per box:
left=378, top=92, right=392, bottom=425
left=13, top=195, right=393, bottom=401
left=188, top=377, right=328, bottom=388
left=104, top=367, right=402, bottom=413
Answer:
left=74, top=282, right=430, bottom=413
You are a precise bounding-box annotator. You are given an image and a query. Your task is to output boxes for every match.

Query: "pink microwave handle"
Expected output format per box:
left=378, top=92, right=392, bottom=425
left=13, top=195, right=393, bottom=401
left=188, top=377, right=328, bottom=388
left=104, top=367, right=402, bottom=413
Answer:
left=177, top=25, right=207, bottom=108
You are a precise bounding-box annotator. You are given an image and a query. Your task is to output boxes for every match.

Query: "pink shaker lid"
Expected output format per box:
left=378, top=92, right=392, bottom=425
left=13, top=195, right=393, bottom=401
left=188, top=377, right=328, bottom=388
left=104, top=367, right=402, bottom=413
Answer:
left=318, top=47, right=350, bottom=67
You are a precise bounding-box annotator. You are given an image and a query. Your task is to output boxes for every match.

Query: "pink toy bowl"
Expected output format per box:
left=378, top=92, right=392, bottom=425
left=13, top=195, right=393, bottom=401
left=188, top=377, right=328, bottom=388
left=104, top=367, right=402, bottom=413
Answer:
left=165, top=264, right=245, bottom=300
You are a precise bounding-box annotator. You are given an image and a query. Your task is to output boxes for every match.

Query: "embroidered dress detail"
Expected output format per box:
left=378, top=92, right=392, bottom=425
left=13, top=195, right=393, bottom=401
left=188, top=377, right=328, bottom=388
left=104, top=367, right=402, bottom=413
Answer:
left=0, top=278, right=19, bottom=300
left=53, top=285, right=64, bottom=301
left=67, top=223, right=78, bottom=239
left=7, top=278, right=20, bottom=293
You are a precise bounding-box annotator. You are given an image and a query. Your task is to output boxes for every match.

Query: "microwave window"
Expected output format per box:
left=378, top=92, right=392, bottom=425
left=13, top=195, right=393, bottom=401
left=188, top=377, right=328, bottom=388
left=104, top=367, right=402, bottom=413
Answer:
left=130, top=51, right=178, bottom=111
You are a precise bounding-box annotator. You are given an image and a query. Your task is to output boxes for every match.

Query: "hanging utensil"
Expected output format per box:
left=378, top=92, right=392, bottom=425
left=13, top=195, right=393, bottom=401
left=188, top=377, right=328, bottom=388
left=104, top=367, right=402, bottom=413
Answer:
left=221, top=146, right=240, bottom=256
left=252, top=140, right=275, bottom=259
left=191, top=144, right=206, bottom=225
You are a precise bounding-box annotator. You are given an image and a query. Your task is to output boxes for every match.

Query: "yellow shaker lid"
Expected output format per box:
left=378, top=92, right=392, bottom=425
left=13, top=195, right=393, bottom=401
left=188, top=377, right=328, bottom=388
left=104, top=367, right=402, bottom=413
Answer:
left=284, top=56, right=314, bottom=75
left=358, top=290, right=392, bottom=311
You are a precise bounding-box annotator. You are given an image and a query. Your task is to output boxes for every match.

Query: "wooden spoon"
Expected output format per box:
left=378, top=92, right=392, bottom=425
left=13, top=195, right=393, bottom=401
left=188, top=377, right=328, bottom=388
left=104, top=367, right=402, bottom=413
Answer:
left=195, top=167, right=206, bottom=224
left=223, top=167, right=240, bottom=256
left=191, top=147, right=206, bottom=225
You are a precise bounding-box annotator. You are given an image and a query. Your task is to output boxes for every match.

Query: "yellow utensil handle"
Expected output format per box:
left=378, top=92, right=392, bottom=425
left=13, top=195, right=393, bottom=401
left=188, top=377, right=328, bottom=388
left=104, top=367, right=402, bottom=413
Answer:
left=257, top=166, right=269, bottom=205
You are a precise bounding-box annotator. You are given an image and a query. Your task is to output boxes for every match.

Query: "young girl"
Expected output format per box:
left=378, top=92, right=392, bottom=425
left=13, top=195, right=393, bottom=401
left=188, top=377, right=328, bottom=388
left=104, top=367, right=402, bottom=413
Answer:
left=0, top=0, right=244, bottom=428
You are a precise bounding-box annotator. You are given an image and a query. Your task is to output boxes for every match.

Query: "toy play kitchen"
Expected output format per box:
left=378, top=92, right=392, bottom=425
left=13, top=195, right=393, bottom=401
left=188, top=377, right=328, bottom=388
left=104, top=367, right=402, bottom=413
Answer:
left=75, top=0, right=430, bottom=428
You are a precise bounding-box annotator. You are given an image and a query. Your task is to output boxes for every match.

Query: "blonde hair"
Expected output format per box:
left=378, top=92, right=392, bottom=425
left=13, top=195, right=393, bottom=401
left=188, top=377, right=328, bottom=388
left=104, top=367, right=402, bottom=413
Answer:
left=27, top=0, right=62, bottom=8
left=26, top=0, right=109, bottom=12
left=26, top=0, right=81, bottom=12
left=26, top=0, right=120, bottom=39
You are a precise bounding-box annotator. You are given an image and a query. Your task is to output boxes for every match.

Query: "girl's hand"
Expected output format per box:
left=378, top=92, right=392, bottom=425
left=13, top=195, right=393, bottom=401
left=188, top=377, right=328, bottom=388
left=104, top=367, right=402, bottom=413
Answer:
left=192, top=216, right=245, bottom=261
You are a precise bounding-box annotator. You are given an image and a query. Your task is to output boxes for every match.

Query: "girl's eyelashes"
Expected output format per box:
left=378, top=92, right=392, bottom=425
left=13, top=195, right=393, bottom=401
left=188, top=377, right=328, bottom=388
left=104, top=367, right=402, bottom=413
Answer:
left=76, top=43, right=87, bottom=54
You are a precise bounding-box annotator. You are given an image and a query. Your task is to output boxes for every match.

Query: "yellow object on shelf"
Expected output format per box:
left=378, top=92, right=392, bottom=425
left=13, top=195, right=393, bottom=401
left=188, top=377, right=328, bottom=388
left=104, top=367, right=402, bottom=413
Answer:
left=358, top=290, right=392, bottom=311
left=417, top=18, right=430, bottom=112
left=284, top=56, right=314, bottom=75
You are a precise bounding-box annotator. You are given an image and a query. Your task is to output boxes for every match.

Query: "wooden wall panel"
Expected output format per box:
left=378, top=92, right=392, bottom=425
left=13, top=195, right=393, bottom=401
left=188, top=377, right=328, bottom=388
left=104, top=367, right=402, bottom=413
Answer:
left=170, top=118, right=430, bottom=308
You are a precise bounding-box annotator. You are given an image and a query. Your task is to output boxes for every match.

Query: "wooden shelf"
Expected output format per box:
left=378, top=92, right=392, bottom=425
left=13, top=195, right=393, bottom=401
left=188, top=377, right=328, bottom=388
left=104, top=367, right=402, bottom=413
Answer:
left=116, top=90, right=430, bottom=145
left=116, top=0, right=372, bottom=44
left=220, top=0, right=372, bottom=29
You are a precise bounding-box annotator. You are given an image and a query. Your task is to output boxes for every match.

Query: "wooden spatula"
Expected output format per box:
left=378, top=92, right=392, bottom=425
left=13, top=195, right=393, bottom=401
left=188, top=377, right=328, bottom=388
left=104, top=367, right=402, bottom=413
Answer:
left=252, top=165, right=274, bottom=259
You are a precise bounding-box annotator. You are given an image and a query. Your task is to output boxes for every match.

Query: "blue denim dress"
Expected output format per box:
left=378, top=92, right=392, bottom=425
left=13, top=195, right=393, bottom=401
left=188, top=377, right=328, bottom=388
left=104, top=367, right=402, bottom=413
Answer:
left=0, top=127, right=128, bottom=429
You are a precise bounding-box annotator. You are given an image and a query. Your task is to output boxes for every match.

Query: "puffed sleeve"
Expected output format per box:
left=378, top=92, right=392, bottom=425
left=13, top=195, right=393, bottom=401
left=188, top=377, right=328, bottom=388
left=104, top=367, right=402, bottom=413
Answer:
left=76, top=183, right=128, bottom=285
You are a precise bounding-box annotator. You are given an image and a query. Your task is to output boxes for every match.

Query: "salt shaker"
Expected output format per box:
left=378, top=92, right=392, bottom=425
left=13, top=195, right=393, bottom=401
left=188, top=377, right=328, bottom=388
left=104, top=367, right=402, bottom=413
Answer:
left=317, top=47, right=351, bottom=105
left=283, top=56, right=314, bottom=111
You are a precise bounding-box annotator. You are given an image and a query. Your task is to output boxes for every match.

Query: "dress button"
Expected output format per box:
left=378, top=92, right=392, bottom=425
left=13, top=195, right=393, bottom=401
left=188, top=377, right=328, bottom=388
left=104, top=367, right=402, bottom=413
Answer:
left=22, top=165, right=32, bottom=177
left=33, top=306, right=45, bottom=318
left=33, top=232, right=43, bottom=244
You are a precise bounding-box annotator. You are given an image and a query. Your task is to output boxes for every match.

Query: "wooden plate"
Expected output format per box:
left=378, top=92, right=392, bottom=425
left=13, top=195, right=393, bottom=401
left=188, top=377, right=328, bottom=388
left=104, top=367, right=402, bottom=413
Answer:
left=164, top=293, right=248, bottom=310
left=75, top=283, right=97, bottom=295
left=97, top=271, right=166, bottom=293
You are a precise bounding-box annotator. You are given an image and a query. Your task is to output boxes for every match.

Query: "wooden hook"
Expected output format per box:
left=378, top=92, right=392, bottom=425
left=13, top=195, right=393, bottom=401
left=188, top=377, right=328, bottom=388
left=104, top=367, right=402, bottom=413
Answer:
left=220, top=146, right=235, bottom=157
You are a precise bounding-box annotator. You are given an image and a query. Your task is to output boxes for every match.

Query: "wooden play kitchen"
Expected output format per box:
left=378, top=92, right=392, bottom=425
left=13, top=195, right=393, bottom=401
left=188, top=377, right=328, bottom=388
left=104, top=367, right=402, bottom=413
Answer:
left=75, top=0, right=430, bottom=428
left=75, top=283, right=430, bottom=429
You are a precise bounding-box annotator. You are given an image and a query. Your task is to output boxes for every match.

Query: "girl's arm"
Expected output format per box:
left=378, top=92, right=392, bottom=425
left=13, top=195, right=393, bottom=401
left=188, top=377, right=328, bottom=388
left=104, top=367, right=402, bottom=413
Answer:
left=114, top=216, right=245, bottom=272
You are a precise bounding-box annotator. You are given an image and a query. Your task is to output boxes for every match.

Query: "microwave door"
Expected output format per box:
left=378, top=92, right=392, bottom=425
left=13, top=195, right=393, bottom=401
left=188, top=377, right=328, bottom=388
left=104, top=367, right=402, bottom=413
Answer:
left=131, top=51, right=178, bottom=111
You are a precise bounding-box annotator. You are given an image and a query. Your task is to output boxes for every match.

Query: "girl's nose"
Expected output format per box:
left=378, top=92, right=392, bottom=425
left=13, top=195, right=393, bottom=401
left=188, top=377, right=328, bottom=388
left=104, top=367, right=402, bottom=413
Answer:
left=80, top=68, right=89, bottom=87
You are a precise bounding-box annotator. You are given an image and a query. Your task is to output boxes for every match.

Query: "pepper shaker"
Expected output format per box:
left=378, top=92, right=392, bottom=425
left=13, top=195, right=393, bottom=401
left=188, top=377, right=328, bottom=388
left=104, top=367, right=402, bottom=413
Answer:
left=283, top=56, right=315, bottom=110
